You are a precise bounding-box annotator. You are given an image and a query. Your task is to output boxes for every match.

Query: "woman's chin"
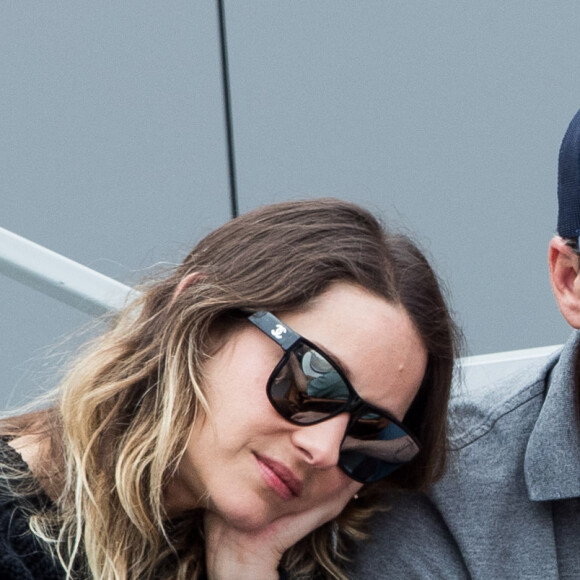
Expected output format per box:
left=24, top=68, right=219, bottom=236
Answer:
left=226, top=511, right=272, bottom=532
left=212, top=497, right=281, bottom=532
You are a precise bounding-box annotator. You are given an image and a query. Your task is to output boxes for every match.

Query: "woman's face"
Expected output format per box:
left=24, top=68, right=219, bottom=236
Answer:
left=166, top=282, right=428, bottom=530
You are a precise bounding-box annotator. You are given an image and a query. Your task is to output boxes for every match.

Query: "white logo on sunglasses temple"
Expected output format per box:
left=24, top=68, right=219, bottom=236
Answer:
left=271, top=324, right=287, bottom=340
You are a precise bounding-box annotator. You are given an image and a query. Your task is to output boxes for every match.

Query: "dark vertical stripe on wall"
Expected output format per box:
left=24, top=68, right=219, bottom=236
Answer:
left=217, top=0, right=239, bottom=219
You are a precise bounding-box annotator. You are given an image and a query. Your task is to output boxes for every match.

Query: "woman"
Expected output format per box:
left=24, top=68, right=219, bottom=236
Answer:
left=0, top=199, right=459, bottom=579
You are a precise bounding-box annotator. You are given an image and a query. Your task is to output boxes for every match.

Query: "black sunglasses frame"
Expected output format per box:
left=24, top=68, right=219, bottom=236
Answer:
left=247, top=311, right=421, bottom=482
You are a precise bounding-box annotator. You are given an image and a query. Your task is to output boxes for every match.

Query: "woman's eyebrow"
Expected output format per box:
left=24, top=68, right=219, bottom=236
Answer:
left=313, top=340, right=399, bottom=417
left=312, top=340, right=354, bottom=382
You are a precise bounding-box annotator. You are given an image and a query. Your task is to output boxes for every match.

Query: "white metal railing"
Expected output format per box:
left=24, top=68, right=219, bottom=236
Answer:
left=459, top=344, right=561, bottom=389
left=0, top=226, right=135, bottom=316
left=0, top=226, right=564, bottom=384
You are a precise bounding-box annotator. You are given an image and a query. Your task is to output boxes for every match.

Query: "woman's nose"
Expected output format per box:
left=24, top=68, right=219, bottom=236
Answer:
left=290, top=413, right=350, bottom=469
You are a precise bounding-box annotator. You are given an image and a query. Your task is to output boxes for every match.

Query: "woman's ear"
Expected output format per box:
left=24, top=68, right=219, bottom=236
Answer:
left=172, top=272, right=205, bottom=302
left=549, top=237, right=580, bottom=328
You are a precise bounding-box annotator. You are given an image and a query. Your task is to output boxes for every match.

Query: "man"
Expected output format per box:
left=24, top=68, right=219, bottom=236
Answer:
left=353, top=110, right=580, bottom=579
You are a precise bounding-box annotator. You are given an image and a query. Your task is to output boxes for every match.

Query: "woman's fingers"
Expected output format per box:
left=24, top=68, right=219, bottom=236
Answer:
left=271, top=478, right=362, bottom=545
left=204, top=479, right=362, bottom=580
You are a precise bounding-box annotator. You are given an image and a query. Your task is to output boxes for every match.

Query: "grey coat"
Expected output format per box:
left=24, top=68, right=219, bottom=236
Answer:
left=352, top=331, right=580, bottom=579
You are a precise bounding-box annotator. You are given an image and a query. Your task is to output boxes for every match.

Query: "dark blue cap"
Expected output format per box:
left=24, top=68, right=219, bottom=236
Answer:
left=558, top=109, right=580, bottom=238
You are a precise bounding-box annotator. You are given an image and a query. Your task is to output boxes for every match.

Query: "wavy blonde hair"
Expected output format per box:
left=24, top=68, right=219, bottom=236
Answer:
left=1, top=199, right=459, bottom=579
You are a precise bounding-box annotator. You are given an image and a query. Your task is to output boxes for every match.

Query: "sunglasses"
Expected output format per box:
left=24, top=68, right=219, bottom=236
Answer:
left=248, top=311, right=421, bottom=483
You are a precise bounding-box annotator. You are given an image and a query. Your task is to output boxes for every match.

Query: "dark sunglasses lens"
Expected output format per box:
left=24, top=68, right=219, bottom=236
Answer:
left=267, top=342, right=420, bottom=482
left=269, top=344, right=350, bottom=424
left=339, top=421, right=420, bottom=483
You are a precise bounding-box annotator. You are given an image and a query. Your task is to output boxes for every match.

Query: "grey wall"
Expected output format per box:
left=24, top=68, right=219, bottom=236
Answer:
left=2, top=1, right=578, bottom=407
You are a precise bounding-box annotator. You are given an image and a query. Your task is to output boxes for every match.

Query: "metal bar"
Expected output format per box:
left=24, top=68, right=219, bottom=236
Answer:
left=0, top=226, right=135, bottom=316
left=458, top=344, right=562, bottom=390
left=217, top=0, right=239, bottom=219
left=460, top=344, right=562, bottom=367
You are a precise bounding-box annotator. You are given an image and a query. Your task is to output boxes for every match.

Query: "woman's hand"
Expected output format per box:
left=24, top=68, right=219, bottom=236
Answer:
left=204, top=479, right=362, bottom=580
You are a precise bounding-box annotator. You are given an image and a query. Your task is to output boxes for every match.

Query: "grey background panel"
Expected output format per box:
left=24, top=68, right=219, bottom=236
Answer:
left=0, top=277, right=91, bottom=410
left=1, top=1, right=230, bottom=406
left=1, top=1, right=230, bottom=281
left=2, top=2, right=579, bottom=407
left=225, top=0, right=577, bottom=354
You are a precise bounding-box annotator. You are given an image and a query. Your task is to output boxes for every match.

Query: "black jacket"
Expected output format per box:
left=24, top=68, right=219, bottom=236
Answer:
left=0, top=438, right=64, bottom=579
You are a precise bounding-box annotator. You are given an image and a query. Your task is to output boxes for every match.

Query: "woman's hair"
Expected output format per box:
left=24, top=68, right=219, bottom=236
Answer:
left=1, top=198, right=460, bottom=580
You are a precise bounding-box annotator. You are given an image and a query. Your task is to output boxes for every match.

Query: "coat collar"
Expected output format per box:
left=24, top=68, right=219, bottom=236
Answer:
left=525, top=331, right=580, bottom=501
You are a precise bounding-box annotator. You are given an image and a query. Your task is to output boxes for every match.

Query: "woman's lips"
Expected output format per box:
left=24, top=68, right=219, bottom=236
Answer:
left=255, top=454, right=303, bottom=499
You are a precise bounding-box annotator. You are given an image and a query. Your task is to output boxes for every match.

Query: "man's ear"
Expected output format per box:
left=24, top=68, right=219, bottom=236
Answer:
left=172, top=272, right=204, bottom=302
left=549, top=237, right=580, bottom=328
